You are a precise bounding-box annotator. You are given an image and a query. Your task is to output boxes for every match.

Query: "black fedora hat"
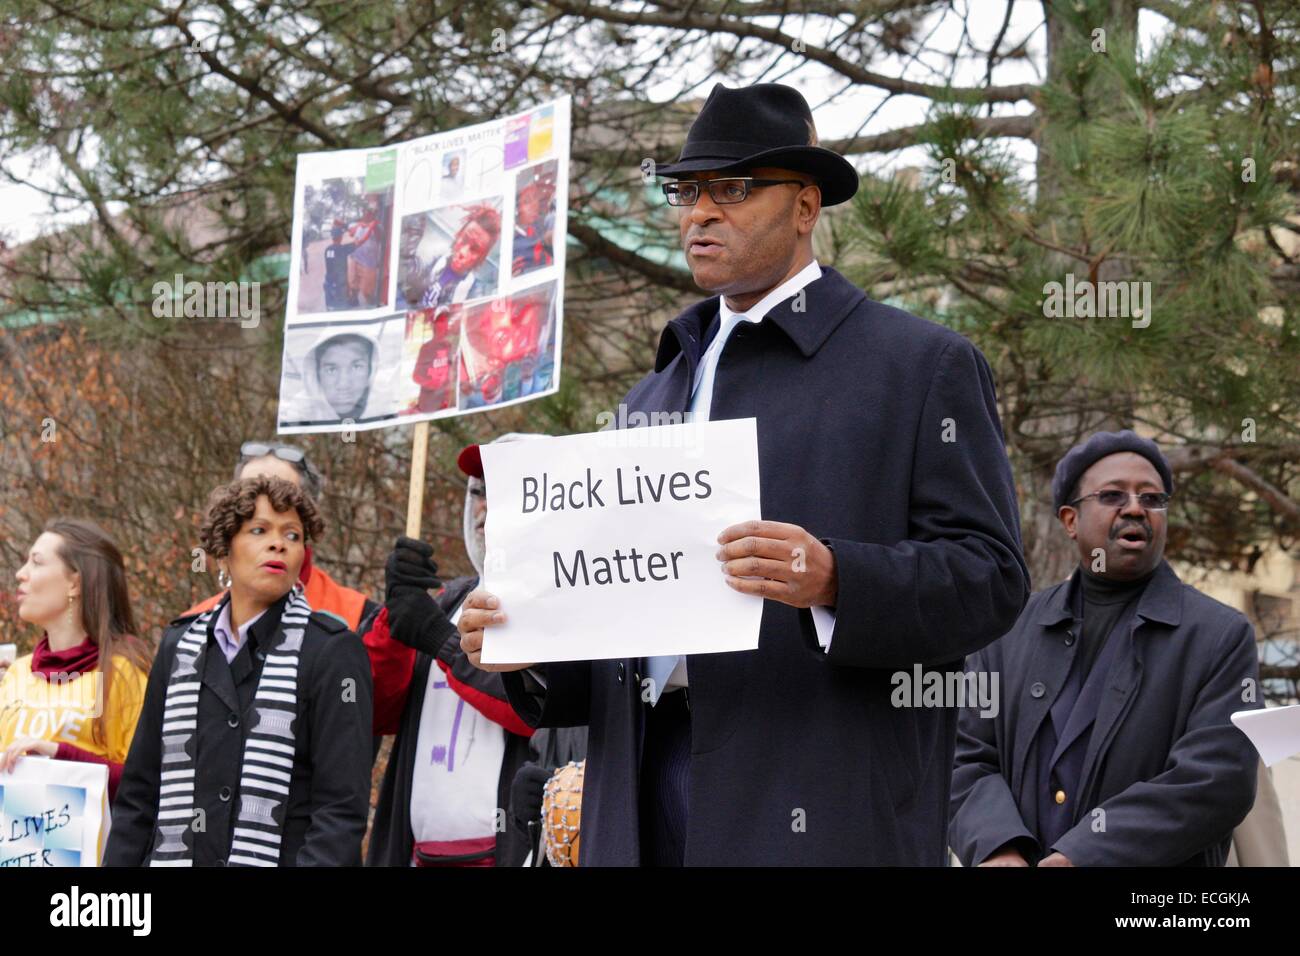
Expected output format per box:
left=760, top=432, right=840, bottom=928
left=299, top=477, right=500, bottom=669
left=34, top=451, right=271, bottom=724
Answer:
left=654, top=83, right=859, bottom=206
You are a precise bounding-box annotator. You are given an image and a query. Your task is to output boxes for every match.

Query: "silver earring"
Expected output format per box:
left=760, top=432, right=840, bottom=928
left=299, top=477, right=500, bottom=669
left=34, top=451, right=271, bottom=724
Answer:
left=218, top=567, right=232, bottom=589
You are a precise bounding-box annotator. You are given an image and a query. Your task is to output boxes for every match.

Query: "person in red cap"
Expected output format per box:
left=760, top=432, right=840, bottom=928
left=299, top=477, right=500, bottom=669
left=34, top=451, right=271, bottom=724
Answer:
left=366, top=433, right=544, bottom=866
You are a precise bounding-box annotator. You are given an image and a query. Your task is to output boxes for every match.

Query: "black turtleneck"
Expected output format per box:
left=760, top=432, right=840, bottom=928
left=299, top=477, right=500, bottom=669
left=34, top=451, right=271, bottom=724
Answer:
left=1074, top=566, right=1156, bottom=679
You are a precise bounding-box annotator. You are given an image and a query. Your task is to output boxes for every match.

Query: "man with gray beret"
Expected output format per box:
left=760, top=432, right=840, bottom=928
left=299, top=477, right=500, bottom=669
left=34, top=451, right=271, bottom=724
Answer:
left=949, top=430, right=1262, bottom=866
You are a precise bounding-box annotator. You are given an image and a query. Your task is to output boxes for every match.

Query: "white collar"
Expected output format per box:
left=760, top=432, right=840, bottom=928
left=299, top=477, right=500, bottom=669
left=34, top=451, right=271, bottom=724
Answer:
left=214, top=600, right=268, bottom=646
left=717, top=258, right=822, bottom=327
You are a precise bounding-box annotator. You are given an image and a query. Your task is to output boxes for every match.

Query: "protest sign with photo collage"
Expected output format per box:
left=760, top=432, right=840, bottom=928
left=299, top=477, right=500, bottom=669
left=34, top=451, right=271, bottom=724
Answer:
left=278, top=98, right=569, bottom=434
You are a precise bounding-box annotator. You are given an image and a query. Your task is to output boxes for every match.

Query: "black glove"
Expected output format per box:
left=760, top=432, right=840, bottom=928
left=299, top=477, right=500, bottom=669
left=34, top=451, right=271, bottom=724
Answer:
left=509, top=762, right=553, bottom=832
left=384, top=536, right=441, bottom=602
left=384, top=537, right=455, bottom=658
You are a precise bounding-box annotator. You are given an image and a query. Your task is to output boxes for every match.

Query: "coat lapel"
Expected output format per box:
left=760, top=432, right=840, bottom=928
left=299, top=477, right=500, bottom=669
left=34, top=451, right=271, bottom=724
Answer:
left=199, top=636, right=241, bottom=714
left=1076, top=628, right=1141, bottom=803
left=1049, top=601, right=1136, bottom=766
left=1078, top=561, right=1182, bottom=802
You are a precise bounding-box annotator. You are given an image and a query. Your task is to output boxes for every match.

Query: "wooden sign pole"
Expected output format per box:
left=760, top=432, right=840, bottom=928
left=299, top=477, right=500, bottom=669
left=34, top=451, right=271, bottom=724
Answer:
left=405, top=420, right=430, bottom=539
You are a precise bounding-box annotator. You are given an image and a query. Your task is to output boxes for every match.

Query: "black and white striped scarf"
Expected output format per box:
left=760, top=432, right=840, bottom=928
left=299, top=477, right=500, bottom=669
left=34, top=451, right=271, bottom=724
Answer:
left=148, top=588, right=311, bottom=867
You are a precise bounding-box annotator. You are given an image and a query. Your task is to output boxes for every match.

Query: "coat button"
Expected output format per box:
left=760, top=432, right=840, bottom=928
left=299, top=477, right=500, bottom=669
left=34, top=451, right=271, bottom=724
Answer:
left=1064, top=631, right=1075, bottom=646
left=1055, top=789, right=1066, bottom=805
left=617, top=662, right=625, bottom=684
left=1030, top=682, right=1046, bottom=698
left=219, top=786, right=232, bottom=802
left=215, top=858, right=227, bottom=867
left=227, top=713, right=240, bottom=728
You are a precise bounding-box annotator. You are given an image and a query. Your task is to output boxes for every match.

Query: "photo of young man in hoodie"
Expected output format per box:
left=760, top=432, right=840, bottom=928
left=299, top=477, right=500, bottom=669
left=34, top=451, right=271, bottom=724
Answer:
left=277, top=320, right=404, bottom=428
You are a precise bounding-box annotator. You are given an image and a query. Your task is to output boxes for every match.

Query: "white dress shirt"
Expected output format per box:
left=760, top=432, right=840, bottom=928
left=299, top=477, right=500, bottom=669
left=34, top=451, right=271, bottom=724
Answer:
left=658, top=258, right=837, bottom=697
left=212, top=602, right=268, bottom=664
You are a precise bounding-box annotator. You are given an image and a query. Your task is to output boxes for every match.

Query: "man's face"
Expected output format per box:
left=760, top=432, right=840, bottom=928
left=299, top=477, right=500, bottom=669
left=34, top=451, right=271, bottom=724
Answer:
left=517, top=186, right=542, bottom=225
left=317, top=340, right=372, bottom=416
left=1058, top=452, right=1168, bottom=580
left=469, top=478, right=488, bottom=556
left=451, top=221, right=493, bottom=273
left=676, top=166, right=812, bottom=299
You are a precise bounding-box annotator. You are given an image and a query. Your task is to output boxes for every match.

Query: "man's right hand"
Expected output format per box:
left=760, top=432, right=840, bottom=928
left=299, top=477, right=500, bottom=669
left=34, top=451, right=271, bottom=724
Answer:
left=977, top=845, right=1030, bottom=867
left=458, top=589, right=534, bottom=672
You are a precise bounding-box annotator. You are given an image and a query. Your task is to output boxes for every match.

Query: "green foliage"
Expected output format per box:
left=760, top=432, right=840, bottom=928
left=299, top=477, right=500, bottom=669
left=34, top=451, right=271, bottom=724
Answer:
left=841, top=0, right=1299, bottom=573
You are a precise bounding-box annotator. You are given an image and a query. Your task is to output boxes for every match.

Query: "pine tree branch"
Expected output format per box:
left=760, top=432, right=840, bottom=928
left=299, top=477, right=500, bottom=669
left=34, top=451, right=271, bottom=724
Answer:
left=1165, top=443, right=1300, bottom=527
left=567, top=220, right=700, bottom=293
left=1210, top=456, right=1300, bottom=526
left=173, top=18, right=344, bottom=149
left=572, top=113, right=1039, bottom=169
left=644, top=0, right=938, bottom=17
left=542, top=0, right=1040, bottom=103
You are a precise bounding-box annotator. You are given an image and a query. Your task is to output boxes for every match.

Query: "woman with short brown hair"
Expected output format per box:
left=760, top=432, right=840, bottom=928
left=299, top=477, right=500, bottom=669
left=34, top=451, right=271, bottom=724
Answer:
left=106, top=475, right=372, bottom=866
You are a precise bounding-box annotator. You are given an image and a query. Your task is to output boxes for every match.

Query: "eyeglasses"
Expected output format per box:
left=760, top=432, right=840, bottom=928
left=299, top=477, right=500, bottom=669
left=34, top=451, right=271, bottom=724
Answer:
left=1067, top=490, right=1171, bottom=511
left=240, top=442, right=306, bottom=466
left=662, top=177, right=808, bottom=206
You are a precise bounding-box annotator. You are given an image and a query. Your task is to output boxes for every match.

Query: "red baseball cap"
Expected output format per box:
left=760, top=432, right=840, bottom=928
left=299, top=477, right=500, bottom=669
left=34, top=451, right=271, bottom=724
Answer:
left=457, top=433, right=548, bottom=481
left=456, top=443, right=484, bottom=479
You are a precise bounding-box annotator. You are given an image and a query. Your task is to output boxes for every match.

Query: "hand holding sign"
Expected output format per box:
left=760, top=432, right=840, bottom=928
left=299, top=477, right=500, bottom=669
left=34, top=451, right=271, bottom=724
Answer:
left=717, top=519, right=838, bottom=609
left=458, top=590, right=532, bottom=672
left=1, top=739, right=57, bottom=774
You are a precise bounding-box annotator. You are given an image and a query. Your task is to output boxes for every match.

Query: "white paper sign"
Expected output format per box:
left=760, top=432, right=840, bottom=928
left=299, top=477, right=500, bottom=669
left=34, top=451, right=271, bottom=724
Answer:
left=479, top=418, right=763, bottom=663
left=0, top=757, right=111, bottom=867
left=1231, top=705, right=1300, bottom=767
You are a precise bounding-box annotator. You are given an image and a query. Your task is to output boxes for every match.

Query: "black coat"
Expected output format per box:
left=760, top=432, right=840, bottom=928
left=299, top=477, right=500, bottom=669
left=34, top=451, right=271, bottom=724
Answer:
left=366, top=576, right=534, bottom=867
left=949, top=560, right=1261, bottom=866
left=503, top=265, right=1029, bottom=865
left=106, top=592, right=374, bottom=866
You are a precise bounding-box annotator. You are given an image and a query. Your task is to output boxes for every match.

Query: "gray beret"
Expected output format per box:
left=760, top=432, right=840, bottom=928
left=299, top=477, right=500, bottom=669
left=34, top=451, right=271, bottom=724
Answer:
left=1052, top=429, right=1174, bottom=510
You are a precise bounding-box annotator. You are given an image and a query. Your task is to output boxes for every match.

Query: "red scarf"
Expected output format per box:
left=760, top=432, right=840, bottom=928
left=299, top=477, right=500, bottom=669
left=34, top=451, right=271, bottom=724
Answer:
left=31, top=634, right=99, bottom=679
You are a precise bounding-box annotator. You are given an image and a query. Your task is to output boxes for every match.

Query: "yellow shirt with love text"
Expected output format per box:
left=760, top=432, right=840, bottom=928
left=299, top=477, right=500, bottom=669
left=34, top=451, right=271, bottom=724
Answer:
left=0, top=654, right=148, bottom=762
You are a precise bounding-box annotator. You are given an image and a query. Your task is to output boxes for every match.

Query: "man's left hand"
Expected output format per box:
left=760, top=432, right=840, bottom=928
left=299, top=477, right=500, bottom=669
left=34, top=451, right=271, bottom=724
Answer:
left=716, top=520, right=837, bottom=609
left=1038, top=852, right=1074, bottom=867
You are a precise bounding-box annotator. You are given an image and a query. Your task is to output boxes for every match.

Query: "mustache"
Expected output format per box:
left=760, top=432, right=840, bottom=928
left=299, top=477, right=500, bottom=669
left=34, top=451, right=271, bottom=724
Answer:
left=1110, top=520, right=1150, bottom=540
